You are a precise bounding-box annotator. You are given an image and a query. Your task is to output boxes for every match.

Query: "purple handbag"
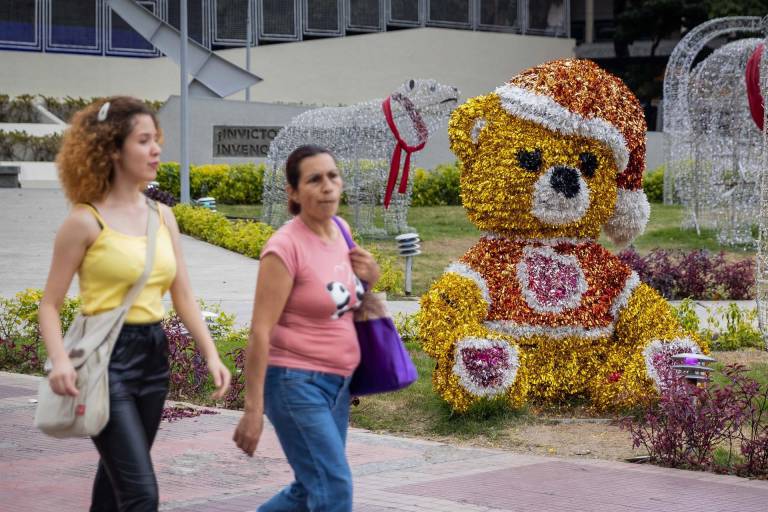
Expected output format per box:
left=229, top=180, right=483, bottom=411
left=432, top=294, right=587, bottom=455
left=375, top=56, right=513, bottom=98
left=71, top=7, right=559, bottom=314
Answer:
left=332, top=217, right=418, bottom=396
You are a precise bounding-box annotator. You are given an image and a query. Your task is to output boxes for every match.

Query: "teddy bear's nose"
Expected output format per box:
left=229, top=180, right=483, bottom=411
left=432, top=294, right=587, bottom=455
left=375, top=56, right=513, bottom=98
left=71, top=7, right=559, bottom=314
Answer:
left=550, top=166, right=581, bottom=198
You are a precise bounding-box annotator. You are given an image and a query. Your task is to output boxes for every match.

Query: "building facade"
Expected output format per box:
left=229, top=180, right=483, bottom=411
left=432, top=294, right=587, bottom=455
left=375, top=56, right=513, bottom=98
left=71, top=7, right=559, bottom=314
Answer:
left=1, top=0, right=570, bottom=58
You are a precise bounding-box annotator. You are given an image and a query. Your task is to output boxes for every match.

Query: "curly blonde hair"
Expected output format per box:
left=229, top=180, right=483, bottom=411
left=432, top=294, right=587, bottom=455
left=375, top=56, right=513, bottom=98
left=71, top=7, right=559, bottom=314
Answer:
left=56, top=96, right=161, bottom=204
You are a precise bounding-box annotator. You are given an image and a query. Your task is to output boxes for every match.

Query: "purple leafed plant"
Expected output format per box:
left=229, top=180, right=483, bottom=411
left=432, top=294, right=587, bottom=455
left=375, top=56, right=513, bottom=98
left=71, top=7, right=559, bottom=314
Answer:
left=163, top=314, right=210, bottom=400
left=223, top=346, right=246, bottom=409
left=143, top=186, right=178, bottom=207
left=621, top=364, right=768, bottom=477
left=617, top=248, right=755, bottom=300
left=161, top=405, right=218, bottom=422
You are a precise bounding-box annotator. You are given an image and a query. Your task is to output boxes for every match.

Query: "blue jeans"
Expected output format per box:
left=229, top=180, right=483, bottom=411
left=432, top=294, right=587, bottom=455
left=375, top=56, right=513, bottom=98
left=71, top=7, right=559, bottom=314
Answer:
left=259, top=366, right=353, bottom=512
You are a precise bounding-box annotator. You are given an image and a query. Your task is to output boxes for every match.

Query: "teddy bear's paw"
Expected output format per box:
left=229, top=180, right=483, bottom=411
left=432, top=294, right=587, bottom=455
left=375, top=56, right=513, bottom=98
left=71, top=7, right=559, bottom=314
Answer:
left=452, top=337, right=520, bottom=397
left=642, top=337, right=702, bottom=388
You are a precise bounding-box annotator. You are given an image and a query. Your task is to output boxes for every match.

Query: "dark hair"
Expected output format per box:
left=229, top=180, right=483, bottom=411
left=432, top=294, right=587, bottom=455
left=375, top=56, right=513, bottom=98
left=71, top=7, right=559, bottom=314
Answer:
left=285, top=144, right=335, bottom=215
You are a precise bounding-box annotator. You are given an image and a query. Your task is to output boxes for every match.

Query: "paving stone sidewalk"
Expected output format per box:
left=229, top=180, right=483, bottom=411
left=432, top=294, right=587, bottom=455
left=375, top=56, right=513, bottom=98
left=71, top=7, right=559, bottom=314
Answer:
left=2, top=371, right=768, bottom=512
left=3, top=190, right=768, bottom=511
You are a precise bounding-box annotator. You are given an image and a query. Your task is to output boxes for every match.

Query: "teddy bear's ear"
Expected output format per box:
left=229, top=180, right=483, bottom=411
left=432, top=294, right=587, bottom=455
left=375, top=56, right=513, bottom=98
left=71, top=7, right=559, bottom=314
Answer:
left=603, top=188, right=650, bottom=248
left=448, top=95, right=492, bottom=167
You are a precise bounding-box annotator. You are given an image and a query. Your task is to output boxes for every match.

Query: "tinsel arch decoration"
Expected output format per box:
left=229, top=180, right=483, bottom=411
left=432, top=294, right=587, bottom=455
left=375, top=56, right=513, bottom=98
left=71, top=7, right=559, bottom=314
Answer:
left=260, top=79, right=459, bottom=236
left=662, top=16, right=765, bottom=246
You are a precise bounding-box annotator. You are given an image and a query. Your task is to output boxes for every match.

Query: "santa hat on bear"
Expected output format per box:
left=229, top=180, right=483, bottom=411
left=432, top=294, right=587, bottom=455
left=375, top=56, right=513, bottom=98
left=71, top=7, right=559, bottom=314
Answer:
left=494, top=59, right=649, bottom=246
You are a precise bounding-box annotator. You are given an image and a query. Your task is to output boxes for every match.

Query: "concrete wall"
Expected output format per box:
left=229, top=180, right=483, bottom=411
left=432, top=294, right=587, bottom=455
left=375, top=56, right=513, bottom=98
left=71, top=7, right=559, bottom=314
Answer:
left=0, top=162, right=58, bottom=188
left=157, top=96, right=310, bottom=165
left=0, top=28, right=575, bottom=106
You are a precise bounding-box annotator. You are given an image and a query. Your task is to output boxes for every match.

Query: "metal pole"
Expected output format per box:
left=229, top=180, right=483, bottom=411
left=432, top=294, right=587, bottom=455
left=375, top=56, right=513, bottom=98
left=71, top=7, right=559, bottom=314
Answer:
left=180, top=0, right=190, bottom=204
left=245, top=0, right=252, bottom=102
left=585, top=0, right=594, bottom=43
left=405, top=256, right=413, bottom=296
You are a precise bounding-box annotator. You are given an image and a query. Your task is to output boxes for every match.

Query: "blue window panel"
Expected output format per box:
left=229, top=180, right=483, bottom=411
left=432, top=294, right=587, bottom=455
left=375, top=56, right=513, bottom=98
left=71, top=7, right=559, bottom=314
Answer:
left=48, top=0, right=100, bottom=50
left=0, top=0, right=39, bottom=47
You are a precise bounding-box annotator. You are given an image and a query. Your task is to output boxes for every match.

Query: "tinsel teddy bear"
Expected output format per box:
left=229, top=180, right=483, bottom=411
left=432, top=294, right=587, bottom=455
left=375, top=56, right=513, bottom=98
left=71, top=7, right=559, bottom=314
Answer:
left=419, top=59, right=707, bottom=412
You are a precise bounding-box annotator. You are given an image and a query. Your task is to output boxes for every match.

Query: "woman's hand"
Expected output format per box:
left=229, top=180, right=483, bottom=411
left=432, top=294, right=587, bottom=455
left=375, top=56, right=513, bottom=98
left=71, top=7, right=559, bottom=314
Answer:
left=349, top=246, right=380, bottom=286
left=207, top=357, right=232, bottom=399
left=48, top=359, right=79, bottom=396
left=233, top=411, right=264, bottom=457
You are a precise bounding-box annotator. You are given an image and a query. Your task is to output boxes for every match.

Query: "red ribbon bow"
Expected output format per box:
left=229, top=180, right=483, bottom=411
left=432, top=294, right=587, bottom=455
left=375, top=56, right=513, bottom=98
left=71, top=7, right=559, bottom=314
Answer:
left=382, top=94, right=429, bottom=208
left=746, top=43, right=764, bottom=131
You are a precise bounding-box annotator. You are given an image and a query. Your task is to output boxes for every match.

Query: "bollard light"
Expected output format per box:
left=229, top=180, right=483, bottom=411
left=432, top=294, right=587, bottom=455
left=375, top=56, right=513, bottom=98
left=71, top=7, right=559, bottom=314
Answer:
left=195, top=196, right=217, bottom=211
left=671, top=352, right=716, bottom=385
left=395, top=232, right=421, bottom=296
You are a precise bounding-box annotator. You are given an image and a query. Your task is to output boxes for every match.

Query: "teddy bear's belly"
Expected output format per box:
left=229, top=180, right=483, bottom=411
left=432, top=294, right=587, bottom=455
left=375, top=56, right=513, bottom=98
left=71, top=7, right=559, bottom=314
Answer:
left=518, top=333, right=614, bottom=401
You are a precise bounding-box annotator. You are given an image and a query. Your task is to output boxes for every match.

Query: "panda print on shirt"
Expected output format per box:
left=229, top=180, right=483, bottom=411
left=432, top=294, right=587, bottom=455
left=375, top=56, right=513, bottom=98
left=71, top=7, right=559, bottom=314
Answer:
left=326, top=275, right=365, bottom=319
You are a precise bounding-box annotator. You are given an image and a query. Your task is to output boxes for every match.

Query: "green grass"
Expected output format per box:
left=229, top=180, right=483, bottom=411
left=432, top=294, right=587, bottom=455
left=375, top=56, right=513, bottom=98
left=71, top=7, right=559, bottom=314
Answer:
left=349, top=343, right=530, bottom=443
left=217, top=203, right=755, bottom=297
left=348, top=345, right=768, bottom=447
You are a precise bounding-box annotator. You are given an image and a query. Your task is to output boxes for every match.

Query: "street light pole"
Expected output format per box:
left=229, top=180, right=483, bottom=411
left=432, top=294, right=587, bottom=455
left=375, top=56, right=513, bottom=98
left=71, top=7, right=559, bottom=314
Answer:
left=180, top=0, right=190, bottom=204
left=245, top=0, right=252, bottom=102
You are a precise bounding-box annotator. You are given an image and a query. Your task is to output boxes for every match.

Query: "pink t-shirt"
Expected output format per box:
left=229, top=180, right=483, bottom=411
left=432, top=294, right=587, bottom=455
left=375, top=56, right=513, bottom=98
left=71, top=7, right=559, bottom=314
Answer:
left=260, top=216, right=362, bottom=376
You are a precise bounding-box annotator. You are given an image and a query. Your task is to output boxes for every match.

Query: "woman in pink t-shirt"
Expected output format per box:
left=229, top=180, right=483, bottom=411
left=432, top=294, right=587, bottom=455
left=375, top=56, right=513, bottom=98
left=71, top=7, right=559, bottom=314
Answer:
left=233, top=145, right=380, bottom=511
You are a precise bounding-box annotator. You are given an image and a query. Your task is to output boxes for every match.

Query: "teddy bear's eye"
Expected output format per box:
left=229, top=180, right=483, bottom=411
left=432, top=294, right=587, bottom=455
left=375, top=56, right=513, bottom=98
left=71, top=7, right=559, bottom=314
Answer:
left=579, top=152, right=599, bottom=178
left=516, top=149, right=542, bottom=172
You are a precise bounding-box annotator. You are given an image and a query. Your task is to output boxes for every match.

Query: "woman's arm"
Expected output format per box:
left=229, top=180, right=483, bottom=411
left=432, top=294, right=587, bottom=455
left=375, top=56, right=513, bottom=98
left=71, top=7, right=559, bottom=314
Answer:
left=233, top=253, right=293, bottom=456
left=39, top=209, right=98, bottom=396
left=349, top=246, right=380, bottom=286
left=162, top=205, right=231, bottom=399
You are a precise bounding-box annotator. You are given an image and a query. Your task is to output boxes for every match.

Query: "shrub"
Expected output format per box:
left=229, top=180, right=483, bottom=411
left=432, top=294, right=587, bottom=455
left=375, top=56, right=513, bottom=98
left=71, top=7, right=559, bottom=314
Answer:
left=672, top=298, right=700, bottom=333
left=0, top=94, right=38, bottom=123
left=156, top=162, right=265, bottom=204
left=0, top=289, right=80, bottom=373
left=621, top=364, right=768, bottom=477
left=670, top=300, right=761, bottom=351
left=164, top=313, right=210, bottom=400
left=411, top=163, right=462, bottom=207
left=705, top=304, right=762, bottom=351
left=172, top=204, right=274, bottom=258
left=143, top=185, right=178, bottom=207
left=643, top=165, right=664, bottom=203
left=394, top=312, right=420, bottom=346
left=0, top=130, right=62, bottom=161
left=368, top=244, right=404, bottom=295
left=618, top=248, right=755, bottom=300
left=38, top=95, right=162, bottom=123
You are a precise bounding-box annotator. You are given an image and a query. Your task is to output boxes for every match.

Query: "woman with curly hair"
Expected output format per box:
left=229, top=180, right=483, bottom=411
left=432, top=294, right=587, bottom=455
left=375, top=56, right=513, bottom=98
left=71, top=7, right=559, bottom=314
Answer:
left=38, top=96, right=231, bottom=511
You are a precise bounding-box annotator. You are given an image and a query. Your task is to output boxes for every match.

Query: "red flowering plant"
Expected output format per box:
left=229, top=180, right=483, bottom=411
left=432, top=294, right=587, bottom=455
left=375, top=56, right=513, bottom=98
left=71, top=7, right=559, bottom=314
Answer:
left=621, top=364, right=768, bottom=477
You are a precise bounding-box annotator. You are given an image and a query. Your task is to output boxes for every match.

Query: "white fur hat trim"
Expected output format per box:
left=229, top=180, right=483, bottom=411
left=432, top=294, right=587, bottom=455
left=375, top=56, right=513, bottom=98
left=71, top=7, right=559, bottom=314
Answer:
left=495, top=84, right=630, bottom=173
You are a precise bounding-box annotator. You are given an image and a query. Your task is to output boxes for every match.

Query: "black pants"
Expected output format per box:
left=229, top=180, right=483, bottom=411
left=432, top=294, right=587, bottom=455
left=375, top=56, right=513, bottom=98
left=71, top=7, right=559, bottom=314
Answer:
left=90, top=322, right=170, bottom=512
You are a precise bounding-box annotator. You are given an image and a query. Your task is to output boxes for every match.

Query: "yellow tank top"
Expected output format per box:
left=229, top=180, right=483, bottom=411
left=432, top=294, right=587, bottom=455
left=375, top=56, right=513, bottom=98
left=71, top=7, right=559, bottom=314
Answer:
left=78, top=204, right=177, bottom=324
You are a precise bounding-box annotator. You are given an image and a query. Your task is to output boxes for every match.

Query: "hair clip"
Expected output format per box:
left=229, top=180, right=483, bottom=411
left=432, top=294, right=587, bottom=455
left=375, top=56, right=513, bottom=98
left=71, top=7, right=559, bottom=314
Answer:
left=97, top=102, right=111, bottom=122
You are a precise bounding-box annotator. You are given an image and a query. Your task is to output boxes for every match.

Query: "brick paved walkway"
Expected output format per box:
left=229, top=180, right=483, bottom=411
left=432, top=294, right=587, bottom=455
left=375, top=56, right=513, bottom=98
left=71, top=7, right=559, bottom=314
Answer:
left=2, top=372, right=767, bottom=512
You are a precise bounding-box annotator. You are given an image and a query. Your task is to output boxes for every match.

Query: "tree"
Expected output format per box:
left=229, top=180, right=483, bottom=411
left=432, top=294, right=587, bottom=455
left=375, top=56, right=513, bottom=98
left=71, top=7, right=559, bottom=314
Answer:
left=614, top=0, right=708, bottom=58
left=706, top=0, right=768, bottom=17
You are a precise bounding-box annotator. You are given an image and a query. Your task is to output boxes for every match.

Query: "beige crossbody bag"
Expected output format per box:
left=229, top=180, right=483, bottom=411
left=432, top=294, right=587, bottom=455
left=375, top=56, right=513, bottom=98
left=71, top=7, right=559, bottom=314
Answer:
left=34, top=199, right=160, bottom=438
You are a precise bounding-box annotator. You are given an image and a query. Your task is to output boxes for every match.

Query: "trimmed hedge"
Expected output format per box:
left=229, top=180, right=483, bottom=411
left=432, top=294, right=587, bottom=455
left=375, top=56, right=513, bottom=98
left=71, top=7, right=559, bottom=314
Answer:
left=159, top=161, right=461, bottom=207
left=411, top=163, right=461, bottom=206
left=172, top=204, right=403, bottom=295
left=643, top=165, right=664, bottom=203
left=157, top=162, right=265, bottom=204
left=0, top=94, right=162, bottom=124
left=0, top=130, right=61, bottom=161
left=173, top=204, right=274, bottom=259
